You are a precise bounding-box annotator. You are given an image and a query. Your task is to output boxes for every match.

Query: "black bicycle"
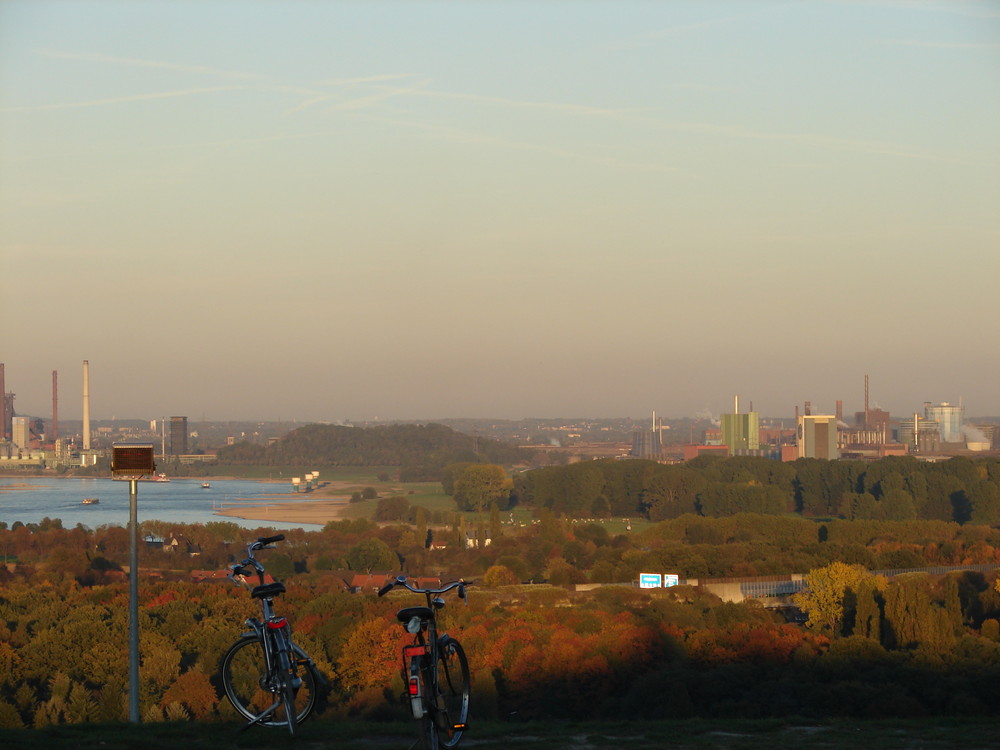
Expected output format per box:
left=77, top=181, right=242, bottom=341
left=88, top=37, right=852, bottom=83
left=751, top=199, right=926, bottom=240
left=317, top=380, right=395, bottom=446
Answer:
left=220, top=534, right=322, bottom=734
left=379, top=576, right=472, bottom=750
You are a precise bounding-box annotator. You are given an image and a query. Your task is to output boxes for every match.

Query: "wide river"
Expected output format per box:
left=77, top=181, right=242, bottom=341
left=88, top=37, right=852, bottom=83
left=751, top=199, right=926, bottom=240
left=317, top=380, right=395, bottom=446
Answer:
left=0, top=476, right=325, bottom=530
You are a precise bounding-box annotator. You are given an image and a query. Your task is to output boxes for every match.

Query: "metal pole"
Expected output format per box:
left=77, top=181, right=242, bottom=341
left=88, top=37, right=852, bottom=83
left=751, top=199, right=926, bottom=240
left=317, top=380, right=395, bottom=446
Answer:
left=129, top=478, right=140, bottom=723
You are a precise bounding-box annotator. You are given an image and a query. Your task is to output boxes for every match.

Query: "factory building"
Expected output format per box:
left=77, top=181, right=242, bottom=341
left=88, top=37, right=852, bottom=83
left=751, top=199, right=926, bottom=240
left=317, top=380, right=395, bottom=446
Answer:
left=170, top=416, right=189, bottom=456
left=12, top=416, right=29, bottom=450
left=797, top=414, right=839, bottom=460
left=923, top=401, right=964, bottom=444
left=721, top=412, right=760, bottom=455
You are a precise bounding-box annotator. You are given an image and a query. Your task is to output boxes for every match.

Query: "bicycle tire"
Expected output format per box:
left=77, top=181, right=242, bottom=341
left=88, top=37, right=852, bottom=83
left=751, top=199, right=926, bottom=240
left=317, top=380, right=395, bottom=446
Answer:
left=417, top=656, right=435, bottom=750
left=220, top=635, right=318, bottom=729
left=422, top=638, right=470, bottom=750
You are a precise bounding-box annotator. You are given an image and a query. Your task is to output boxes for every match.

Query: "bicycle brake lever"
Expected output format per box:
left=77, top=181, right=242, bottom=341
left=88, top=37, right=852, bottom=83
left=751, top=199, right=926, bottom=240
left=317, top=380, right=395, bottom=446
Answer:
left=228, top=570, right=248, bottom=586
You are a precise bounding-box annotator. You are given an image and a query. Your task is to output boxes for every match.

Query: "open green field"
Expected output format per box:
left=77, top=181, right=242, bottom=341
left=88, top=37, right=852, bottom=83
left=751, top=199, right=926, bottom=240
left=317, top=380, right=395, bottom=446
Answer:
left=8, top=717, right=1000, bottom=749
left=209, top=465, right=653, bottom=534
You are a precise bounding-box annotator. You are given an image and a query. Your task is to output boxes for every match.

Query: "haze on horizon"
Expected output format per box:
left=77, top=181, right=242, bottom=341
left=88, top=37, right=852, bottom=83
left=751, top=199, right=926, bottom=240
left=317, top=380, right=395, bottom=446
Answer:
left=2, top=1, right=998, bottom=424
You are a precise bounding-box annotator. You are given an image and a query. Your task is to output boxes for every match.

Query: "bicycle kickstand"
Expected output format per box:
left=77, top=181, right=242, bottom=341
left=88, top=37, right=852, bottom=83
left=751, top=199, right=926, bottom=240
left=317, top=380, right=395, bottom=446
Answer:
left=239, top=700, right=282, bottom=732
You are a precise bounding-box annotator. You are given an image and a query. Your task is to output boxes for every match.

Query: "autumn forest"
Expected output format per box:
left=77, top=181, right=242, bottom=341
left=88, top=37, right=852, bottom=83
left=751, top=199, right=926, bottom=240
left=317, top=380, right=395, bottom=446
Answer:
left=3, top=447, right=1000, bottom=729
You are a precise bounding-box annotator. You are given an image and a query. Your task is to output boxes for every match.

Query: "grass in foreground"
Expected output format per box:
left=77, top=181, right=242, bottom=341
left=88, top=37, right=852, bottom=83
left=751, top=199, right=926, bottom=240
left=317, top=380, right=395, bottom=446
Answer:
left=8, top=716, right=1000, bottom=750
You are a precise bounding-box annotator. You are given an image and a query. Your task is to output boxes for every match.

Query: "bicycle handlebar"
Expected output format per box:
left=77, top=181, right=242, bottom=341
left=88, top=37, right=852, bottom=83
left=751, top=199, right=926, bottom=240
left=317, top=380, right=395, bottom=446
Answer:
left=377, top=575, right=472, bottom=598
left=253, top=534, right=285, bottom=548
left=228, top=535, right=286, bottom=584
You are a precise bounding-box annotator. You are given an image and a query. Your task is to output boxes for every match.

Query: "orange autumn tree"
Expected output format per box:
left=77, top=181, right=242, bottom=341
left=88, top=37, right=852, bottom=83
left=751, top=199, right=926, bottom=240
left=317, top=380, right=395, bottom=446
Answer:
left=686, top=622, right=828, bottom=665
left=159, top=670, right=218, bottom=720
left=336, top=616, right=406, bottom=711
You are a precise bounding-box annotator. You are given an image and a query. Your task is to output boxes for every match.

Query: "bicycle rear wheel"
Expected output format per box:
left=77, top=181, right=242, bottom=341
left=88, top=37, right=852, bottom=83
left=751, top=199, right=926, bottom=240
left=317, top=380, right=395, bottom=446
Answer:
left=426, top=638, right=470, bottom=749
left=220, top=636, right=318, bottom=730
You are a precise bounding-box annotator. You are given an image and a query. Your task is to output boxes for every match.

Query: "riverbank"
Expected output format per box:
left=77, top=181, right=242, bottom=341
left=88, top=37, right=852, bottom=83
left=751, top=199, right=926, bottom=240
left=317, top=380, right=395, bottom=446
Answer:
left=213, top=497, right=351, bottom=525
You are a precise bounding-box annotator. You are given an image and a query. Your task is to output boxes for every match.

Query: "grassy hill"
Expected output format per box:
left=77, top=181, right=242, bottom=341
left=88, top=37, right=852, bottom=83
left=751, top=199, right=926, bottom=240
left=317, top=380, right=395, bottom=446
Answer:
left=9, top=716, right=1000, bottom=749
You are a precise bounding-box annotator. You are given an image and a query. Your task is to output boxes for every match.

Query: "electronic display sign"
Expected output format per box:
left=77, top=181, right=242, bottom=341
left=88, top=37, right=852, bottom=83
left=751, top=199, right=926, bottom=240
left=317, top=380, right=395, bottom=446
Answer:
left=111, top=443, right=156, bottom=477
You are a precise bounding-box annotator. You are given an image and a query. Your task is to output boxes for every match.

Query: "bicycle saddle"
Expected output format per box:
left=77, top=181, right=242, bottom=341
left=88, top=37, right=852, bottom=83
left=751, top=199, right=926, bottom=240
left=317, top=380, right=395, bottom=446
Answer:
left=396, top=606, right=433, bottom=622
left=251, top=582, right=286, bottom=599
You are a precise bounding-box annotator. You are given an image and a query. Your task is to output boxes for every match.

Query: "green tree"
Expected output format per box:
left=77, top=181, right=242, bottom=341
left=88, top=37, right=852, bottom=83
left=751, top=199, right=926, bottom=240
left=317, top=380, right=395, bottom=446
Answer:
left=441, top=463, right=477, bottom=496
left=482, top=564, right=519, bottom=587
left=554, top=463, right=605, bottom=516
left=645, top=466, right=704, bottom=521
left=453, top=464, right=512, bottom=512
left=881, top=489, right=917, bottom=521
left=264, top=552, right=294, bottom=580
left=968, top=480, right=1000, bottom=525
left=924, top=472, right=963, bottom=521
left=882, top=573, right=952, bottom=649
left=346, top=539, right=396, bottom=572
left=839, top=492, right=878, bottom=520
left=375, top=495, right=409, bottom=522
left=851, top=576, right=883, bottom=640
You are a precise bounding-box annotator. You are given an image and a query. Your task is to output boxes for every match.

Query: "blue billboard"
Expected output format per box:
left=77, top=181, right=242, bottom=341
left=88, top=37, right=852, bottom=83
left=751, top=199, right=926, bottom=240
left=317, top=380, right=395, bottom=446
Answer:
left=639, top=573, right=662, bottom=589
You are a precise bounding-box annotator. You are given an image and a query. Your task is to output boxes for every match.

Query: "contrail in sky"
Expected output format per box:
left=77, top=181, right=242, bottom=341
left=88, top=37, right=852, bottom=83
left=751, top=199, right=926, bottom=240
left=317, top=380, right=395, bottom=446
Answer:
left=39, top=49, right=274, bottom=81
left=0, top=86, right=246, bottom=112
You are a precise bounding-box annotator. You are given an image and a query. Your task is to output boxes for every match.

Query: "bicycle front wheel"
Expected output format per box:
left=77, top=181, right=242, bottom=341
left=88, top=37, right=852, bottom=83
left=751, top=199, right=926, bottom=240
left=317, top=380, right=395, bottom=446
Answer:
left=427, top=638, right=470, bottom=749
left=220, top=636, right=318, bottom=729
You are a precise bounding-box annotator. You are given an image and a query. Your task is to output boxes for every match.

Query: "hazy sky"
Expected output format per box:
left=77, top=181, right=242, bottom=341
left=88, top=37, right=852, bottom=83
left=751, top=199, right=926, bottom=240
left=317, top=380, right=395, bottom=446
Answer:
left=2, top=1, right=998, bottom=423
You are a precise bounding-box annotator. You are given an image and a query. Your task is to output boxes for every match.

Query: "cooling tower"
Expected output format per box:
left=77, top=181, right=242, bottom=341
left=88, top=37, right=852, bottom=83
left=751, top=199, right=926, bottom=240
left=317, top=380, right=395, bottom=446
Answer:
left=52, top=370, right=58, bottom=440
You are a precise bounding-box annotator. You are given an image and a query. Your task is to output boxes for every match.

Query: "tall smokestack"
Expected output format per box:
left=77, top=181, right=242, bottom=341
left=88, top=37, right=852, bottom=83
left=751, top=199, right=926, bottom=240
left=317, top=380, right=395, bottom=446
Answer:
left=0, top=362, right=5, bottom=441
left=864, top=374, right=870, bottom=429
left=82, top=360, right=91, bottom=450
left=52, top=370, right=58, bottom=441
left=836, top=400, right=843, bottom=422
left=734, top=394, right=739, bottom=414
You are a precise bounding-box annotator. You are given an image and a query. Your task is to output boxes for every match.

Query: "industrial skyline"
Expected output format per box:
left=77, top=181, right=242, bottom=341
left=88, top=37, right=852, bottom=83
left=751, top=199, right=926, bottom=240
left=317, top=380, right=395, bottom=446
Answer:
left=2, top=2, right=998, bottom=421
left=0, top=360, right=996, bottom=431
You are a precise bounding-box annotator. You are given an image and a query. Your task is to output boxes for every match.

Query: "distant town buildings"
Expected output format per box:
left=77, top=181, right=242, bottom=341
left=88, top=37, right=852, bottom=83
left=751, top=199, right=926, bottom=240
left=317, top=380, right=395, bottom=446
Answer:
left=0, top=361, right=997, bottom=470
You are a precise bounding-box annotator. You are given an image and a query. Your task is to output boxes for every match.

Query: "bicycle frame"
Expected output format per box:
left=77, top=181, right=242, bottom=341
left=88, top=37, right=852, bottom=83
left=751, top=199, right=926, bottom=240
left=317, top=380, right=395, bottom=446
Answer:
left=224, top=534, right=319, bottom=733
left=231, top=544, right=292, bottom=674
left=380, top=576, right=472, bottom=748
